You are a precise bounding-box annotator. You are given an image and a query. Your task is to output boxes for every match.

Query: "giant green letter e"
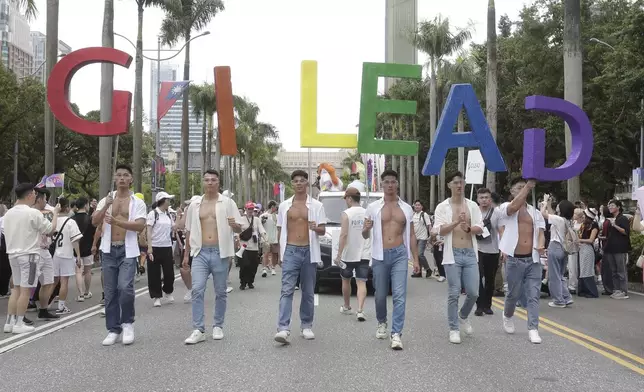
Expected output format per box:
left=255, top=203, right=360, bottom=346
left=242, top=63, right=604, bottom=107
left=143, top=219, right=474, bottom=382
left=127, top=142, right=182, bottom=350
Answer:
left=357, top=62, right=421, bottom=155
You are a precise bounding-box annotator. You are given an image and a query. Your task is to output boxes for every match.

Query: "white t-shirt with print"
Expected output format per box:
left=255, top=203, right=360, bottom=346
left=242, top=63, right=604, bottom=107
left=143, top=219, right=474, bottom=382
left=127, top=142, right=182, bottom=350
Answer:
left=54, top=217, right=82, bottom=259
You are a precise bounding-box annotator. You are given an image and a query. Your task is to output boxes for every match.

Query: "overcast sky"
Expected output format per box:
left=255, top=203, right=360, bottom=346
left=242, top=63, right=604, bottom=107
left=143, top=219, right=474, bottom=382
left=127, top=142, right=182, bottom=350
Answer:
left=28, top=0, right=524, bottom=151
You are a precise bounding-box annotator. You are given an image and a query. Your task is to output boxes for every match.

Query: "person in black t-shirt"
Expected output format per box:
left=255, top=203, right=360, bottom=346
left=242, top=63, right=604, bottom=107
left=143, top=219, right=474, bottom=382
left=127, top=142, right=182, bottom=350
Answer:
left=71, top=197, right=96, bottom=301
left=603, top=200, right=630, bottom=299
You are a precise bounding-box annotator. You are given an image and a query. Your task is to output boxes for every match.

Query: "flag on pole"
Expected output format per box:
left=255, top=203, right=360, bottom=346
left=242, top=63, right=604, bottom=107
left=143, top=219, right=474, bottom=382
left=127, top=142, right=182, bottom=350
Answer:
left=35, top=175, right=47, bottom=188
left=157, top=81, right=190, bottom=123
left=36, top=173, right=65, bottom=188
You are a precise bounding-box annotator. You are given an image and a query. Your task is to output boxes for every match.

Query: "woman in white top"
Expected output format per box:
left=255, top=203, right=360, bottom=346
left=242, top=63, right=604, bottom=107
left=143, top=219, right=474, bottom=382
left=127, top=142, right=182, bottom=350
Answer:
left=260, top=200, right=279, bottom=277
left=146, top=192, right=176, bottom=307
left=411, top=200, right=432, bottom=278
left=540, top=195, right=575, bottom=308
left=237, top=201, right=266, bottom=290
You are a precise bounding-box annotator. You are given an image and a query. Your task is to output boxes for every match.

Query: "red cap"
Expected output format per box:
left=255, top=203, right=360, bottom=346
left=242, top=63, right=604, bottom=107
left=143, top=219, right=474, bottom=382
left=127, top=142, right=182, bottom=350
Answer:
left=245, top=201, right=255, bottom=209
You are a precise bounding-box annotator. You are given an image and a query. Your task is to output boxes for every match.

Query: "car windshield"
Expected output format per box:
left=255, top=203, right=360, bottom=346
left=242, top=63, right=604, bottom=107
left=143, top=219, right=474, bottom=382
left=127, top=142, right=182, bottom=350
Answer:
left=320, top=195, right=380, bottom=225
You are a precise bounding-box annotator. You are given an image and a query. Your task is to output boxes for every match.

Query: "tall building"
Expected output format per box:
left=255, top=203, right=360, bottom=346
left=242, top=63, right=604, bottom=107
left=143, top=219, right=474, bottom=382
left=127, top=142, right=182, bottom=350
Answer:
left=158, top=97, right=204, bottom=157
left=29, top=31, right=72, bottom=85
left=384, top=0, right=418, bottom=92
left=0, top=0, right=33, bottom=79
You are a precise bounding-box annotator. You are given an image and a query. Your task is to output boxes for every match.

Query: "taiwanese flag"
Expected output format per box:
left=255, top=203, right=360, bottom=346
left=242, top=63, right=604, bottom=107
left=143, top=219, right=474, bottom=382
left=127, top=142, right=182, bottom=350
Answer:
left=157, top=81, right=190, bottom=123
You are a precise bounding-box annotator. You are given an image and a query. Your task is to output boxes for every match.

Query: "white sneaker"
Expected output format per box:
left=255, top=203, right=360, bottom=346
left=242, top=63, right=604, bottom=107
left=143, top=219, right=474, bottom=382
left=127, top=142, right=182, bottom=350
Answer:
left=102, top=332, right=121, bottom=346
left=340, top=305, right=352, bottom=314
left=459, top=316, right=473, bottom=335
left=153, top=298, right=162, bottom=307
left=76, top=295, right=85, bottom=302
left=183, top=291, right=192, bottom=303
left=212, top=327, right=224, bottom=340
left=271, top=269, right=276, bottom=276
left=226, top=286, right=233, bottom=293
left=11, top=323, right=35, bottom=334
left=99, top=308, right=106, bottom=317
left=301, top=328, right=315, bottom=340
left=356, top=311, right=366, bottom=322
left=274, top=330, right=290, bottom=344
left=449, top=330, right=461, bottom=344
left=548, top=301, right=566, bottom=308
left=529, top=329, right=542, bottom=344
left=261, top=269, right=268, bottom=277
left=3, top=323, right=14, bottom=333
left=164, top=294, right=174, bottom=303
left=135, top=275, right=141, bottom=283
left=376, top=323, right=388, bottom=339
left=437, top=276, right=446, bottom=282
left=390, top=333, right=403, bottom=350
left=84, top=292, right=93, bottom=299
left=185, top=329, right=206, bottom=345
left=503, top=316, right=515, bottom=334
left=121, top=323, right=135, bottom=345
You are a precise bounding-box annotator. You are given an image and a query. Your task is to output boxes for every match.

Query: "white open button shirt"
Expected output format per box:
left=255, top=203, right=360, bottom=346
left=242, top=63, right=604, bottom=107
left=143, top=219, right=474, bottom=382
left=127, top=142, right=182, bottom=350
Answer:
left=276, top=195, right=327, bottom=264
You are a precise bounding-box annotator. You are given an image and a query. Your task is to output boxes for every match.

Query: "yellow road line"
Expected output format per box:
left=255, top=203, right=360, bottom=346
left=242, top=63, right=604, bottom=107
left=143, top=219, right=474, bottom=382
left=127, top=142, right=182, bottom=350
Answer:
left=491, top=297, right=644, bottom=368
left=489, top=302, right=644, bottom=376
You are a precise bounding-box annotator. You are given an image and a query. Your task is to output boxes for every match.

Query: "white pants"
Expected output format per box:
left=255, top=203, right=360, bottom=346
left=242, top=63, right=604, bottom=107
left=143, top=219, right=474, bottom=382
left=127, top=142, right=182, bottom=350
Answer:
left=567, top=253, right=578, bottom=290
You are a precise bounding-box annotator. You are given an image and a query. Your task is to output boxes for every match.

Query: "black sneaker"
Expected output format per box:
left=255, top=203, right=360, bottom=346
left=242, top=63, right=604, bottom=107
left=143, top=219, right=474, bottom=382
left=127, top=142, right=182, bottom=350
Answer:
left=411, top=273, right=422, bottom=278
left=248, top=283, right=255, bottom=289
left=474, top=308, right=484, bottom=316
left=23, top=316, right=34, bottom=326
left=239, top=284, right=246, bottom=290
left=38, top=309, right=60, bottom=320
left=483, top=308, right=494, bottom=315
left=27, top=302, right=37, bottom=311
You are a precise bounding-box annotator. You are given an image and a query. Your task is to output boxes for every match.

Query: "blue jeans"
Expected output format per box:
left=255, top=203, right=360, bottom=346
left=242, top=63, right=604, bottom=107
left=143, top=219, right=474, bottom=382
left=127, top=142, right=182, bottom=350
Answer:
left=191, top=246, right=229, bottom=332
left=372, top=244, right=408, bottom=335
left=277, top=245, right=316, bottom=332
left=101, top=245, right=137, bottom=333
left=417, top=239, right=430, bottom=271
left=504, top=256, right=542, bottom=330
left=444, top=248, right=479, bottom=331
left=547, top=242, right=572, bottom=305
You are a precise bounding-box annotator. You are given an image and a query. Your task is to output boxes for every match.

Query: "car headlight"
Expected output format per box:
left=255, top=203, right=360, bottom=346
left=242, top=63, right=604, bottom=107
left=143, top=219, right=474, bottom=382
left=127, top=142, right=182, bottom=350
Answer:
left=319, top=235, right=332, bottom=247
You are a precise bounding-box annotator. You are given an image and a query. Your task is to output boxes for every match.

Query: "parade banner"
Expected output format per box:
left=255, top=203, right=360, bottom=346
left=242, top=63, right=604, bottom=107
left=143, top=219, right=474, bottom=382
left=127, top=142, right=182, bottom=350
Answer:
left=47, top=47, right=133, bottom=136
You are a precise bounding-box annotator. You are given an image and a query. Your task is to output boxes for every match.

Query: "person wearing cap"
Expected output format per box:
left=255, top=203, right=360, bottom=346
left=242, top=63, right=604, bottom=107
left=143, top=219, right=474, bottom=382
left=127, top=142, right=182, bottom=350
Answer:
left=183, top=170, right=244, bottom=344
left=146, top=192, right=177, bottom=307
left=577, top=208, right=599, bottom=298
left=237, top=201, right=267, bottom=290
left=335, top=187, right=371, bottom=321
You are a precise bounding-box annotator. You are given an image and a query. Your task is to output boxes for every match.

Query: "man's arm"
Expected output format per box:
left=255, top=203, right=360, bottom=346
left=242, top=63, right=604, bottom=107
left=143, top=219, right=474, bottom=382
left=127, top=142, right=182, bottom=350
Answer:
left=469, top=203, right=484, bottom=235
left=335, top=213, right=349, bottom=263
left=433, top=205, right=459, bottom=236
left=311, top=203, right=327, bottom=236
left=506, top=180, right=535, bottom=216
left=113, top=218, right=145, bottom=232
left=612, top=216, right=630, bottom=236
left=410, top=224, right=420, bottom=267
left=92, top=196, right=111, bottom=226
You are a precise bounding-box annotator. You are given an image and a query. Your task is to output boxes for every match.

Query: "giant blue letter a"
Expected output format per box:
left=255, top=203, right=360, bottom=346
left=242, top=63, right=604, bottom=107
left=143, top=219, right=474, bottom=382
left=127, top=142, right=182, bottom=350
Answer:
left=422, top=84, right=507, bottom=175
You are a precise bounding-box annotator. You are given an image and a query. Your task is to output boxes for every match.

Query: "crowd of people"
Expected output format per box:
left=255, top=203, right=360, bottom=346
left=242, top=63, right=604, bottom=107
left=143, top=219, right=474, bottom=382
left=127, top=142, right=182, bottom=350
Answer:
left=0, top=163, right=639, bottom=351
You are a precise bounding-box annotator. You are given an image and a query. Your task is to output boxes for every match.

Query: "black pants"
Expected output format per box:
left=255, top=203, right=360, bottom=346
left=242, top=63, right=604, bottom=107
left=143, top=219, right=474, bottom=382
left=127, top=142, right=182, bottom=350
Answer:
left=0, top=235, right=11, bottom=295
left=433, top=246, right=445, bottom=277
left=477, top=252, right=500, bottom=309
left=148, top=247, right=174, bottom=299
left=600, top=254, right=614, bottom=294
left=239, top=249, right=259, bottom=285
left=32, top=280, right=60, bottom=304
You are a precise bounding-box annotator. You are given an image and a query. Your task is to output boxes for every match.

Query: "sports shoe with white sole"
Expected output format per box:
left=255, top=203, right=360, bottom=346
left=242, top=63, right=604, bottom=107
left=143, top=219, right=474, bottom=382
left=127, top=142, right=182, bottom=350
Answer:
left=122, top=323, right=135, bottom=345
left=529, top=329, right=542, bottom=344
left=212, top=327, right=224, bottom=340
left=274, top=330, right=290, bottom=344
left=102, top=332, right=121, bottom=346
left=390, top=333, right=403, bottom=350
left=459, top=316, right=473, bottom=335
left=301, top=329, right=315, bottom=340
left=503, top=316, right=515, bottom=334
left=164, top=294, right=174, bottom=303
left=356, top=311, right=366, bottom=322
left=183, top=291, right=192, bottom=303
left=449, top=330, right=461, bottom=344
left=185, top=330, right=206, bottom=345
left=340, top=305, right=352, bottom=315
left=153, top=298, right=162, bottom=307
left=376, top=323, right=388, bottom=339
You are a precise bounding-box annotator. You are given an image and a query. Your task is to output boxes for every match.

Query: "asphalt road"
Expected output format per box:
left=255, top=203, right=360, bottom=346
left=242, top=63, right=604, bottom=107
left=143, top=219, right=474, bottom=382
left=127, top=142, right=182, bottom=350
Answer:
left=1, top=265, right=643, bottom=392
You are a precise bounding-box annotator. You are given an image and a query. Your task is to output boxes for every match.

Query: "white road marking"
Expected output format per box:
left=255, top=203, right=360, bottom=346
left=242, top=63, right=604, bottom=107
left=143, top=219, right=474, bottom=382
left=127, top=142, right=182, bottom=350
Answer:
left=0, top=274, right=181, bottom=354
left=314, top=294, right=319, bottom=306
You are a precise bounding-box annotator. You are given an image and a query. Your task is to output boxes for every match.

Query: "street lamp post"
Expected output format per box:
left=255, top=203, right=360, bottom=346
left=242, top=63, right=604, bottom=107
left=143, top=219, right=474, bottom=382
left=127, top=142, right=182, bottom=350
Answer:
left=114, top=31, right=210, bottom=200
left=590, top=37, right=644, bottom=169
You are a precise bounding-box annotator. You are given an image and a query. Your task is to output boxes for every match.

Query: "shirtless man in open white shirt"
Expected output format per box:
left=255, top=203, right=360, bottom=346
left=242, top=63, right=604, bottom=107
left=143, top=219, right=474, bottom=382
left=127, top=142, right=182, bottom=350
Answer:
left=498, top=178, right=546, bottom=344
left=92, top=164, right=147, bottom=346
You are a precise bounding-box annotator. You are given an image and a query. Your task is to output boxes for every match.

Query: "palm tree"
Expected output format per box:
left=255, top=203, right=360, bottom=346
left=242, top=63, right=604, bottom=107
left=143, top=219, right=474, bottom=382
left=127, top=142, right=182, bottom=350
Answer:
left=133, top=0, right=162, bottom=192
left=410, top=15, right=473, bottom=208
left=159, top=0, right=225, bottom=202
left=189, top=83, right=216, bottom=175
left=99, top=0, right=114, bottom=197
left=485, top=0, right=498, bottom=192
left=564, top=0, right=582, bottom=202
left=11, top=1, right=37, bottom=19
